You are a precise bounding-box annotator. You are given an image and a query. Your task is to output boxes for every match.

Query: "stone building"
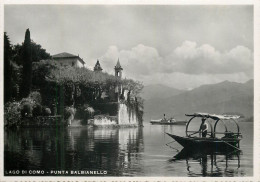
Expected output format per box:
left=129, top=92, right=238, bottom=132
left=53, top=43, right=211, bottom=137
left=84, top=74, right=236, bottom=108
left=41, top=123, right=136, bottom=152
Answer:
left=93, top=59, right=140, bottom=127
left=93, top=60, right=103, bottom=72
left=52, top=52, right=85, bottom=68
left=114, top=59, right=123, bottom=78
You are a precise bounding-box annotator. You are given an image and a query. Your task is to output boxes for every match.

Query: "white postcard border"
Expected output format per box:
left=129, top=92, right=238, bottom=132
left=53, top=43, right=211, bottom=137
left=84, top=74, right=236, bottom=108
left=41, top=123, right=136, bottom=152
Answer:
left=0, top=0, right=259, bottom=181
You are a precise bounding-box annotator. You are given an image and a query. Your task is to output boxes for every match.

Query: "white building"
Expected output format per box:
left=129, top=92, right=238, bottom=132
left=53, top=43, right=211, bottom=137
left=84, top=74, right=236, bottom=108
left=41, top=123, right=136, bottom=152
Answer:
left=52, top=52, right=85, bottom=68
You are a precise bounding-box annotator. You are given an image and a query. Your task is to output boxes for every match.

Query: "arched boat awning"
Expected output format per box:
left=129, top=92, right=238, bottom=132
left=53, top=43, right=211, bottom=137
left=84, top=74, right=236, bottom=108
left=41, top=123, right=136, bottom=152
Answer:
left=185, top=112, right=240, bottom=120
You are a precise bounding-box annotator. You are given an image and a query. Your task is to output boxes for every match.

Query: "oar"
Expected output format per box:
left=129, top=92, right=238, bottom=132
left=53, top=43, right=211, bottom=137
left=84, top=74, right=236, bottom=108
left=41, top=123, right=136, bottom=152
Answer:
left=188, top=131, right=200, bottom=137
left=216, top=138, right=242, bottom=151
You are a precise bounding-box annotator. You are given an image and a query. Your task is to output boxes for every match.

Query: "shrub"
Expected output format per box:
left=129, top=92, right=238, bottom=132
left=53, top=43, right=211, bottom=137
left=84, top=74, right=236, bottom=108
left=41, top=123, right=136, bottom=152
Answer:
left=20, top=97, right=35, bottom=106
left=78, top=105, right=95, bottom=125
left=4, top=101, right=21, bottom=127
left=32, top=104, right=42, bottom=117
left=43, top=107, right=51, bottom=116
left=21, top=102, right=33, bottom=117
left=29, top=91, right=42, bottom=104
left=20, top=97, right=35, bottom=117
left=64, top=106, right=76, bottom=120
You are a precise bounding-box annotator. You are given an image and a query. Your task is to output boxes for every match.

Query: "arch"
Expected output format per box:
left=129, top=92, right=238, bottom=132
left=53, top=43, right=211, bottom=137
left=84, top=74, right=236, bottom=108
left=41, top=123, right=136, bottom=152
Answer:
left=231, top=118, right=240, bottom=134
left=207, top=119, right=214, bottom=137
left=185, top=116, right=196, bottom=137
left=213, top=119, right=227, bottom=137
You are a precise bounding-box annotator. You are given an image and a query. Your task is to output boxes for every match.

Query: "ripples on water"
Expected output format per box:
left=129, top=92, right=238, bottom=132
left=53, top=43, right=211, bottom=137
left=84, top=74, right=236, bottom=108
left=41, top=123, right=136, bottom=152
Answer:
left=4, top=122, right=253, bottom=176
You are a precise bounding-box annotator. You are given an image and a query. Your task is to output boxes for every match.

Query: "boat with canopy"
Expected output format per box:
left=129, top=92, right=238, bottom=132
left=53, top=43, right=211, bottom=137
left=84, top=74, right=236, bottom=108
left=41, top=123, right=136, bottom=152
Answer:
left=166, top=112, right=242, bottom=151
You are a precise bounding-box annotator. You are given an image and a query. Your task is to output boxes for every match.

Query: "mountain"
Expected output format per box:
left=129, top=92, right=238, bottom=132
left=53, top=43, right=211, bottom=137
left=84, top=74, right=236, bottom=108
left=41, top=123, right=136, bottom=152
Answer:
left=144, top=80, right=253, bottom=121
left=141, top=84, right=184, bottom=100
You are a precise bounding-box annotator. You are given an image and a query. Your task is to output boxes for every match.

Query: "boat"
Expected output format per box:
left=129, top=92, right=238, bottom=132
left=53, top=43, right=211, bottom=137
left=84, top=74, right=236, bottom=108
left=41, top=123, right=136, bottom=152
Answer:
left=150, top=118, right=187, bottom=125
left=166, top=113, right=242, bottom=151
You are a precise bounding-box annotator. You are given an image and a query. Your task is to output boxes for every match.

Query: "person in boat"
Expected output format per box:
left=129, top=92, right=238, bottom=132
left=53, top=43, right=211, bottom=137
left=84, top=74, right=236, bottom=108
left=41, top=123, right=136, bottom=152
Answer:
left=199, top=117, right=208, bottom=137
left=163, top=114, right=167, bottom=122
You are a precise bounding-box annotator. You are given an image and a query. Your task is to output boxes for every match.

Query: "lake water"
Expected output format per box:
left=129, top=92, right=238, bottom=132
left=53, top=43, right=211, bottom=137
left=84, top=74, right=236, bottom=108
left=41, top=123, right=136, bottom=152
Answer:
left=4, top=122, right=253, bottom=177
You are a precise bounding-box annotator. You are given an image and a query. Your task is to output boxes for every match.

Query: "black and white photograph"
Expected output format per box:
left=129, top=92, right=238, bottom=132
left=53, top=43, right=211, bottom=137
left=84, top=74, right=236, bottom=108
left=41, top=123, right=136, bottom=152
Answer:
left=1, top=1, right=258, bottom=179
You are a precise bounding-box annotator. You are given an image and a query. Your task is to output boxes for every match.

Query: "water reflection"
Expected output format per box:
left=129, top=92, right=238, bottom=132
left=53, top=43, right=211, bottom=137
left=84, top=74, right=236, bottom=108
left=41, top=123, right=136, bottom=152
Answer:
left=170, top=148, right=242, bottom=177
left=4, top=127, right=144, bottom=176
left=4, top=122, right=253, bottom=176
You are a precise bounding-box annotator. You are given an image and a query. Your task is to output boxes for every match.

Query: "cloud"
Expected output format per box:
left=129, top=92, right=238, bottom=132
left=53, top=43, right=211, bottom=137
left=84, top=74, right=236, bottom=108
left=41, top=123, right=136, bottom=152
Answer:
left=165, top=41, right=253, bottom=75
left=100, top=44, right=163, bottom=79
left=97, top=41, right=253, bottom=88
left=100, top=41, right=253, bottom=75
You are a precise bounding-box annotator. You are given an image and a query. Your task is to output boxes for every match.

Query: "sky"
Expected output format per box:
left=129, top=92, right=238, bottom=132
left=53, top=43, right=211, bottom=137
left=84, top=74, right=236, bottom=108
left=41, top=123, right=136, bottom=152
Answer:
left=4, top=5, right=253, bottom=89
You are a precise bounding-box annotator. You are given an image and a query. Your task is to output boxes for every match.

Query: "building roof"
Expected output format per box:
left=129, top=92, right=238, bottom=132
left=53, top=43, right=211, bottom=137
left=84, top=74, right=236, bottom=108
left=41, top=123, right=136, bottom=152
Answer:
left=52, top=52, right=85, bottom=64
left=115, top=58, right=123, bottom=70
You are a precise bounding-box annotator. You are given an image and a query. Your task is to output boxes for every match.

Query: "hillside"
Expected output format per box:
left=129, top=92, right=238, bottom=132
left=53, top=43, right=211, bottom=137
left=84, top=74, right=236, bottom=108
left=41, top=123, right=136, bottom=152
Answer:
left=141, top=84, right=184, bottom=100
left=144, top=80, right=253, bottom=121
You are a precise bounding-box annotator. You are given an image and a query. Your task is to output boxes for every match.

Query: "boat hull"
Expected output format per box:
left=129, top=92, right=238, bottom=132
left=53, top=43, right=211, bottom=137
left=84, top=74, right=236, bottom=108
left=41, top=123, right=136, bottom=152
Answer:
left=166, top=133, right=240, bottom=151
left=150, top=121, right=187, bottom=125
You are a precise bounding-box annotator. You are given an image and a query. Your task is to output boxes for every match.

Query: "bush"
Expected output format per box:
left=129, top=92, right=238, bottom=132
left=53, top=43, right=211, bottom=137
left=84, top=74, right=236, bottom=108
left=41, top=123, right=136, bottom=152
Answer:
left=43, top=107, right=51, bottom=116
left=29, top=91, right=42, bottom=104
left=21, top=102, right=33, bottom=117
left=64, top=106, right=76, bottom=120
left=20, top=97, right=35, bottom=117
left=4, top=101, right=21, bottom=127
left=32, top=104, right=42, bottom=117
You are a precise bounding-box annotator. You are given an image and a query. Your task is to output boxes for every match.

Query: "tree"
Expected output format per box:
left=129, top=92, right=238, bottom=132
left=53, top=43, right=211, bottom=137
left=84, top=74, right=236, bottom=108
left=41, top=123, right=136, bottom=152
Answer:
left=31, top=40, right=51, bottom=62
left=21, top=29, right=32, bottom=98
left=4, top=32, right=12, bottom=103
left=12, top=40, right=51, bottom=66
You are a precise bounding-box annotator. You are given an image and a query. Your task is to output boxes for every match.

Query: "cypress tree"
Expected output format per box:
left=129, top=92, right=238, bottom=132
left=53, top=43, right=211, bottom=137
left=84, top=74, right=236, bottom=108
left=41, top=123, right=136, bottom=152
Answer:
left=4, top=32, right=12, bottom=103
left=21, top=29, right=32, bottom=98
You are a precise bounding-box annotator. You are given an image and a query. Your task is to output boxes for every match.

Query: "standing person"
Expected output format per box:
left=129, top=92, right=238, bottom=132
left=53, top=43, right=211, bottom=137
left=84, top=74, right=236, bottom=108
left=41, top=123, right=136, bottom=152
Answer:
left=200, top=117, right=208, bottom=137
left=163, top=114, right=166, bottom=120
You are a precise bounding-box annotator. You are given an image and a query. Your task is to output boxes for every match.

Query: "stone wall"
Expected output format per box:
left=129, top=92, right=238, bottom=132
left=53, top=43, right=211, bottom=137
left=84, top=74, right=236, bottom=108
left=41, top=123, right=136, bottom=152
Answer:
left=92, top=87, right=141, bottom=127
left=118, top=103, right=138, bottom=126
left=93, top=115, right=117, bottom=126
left=93, top=103, right=139, bottom=127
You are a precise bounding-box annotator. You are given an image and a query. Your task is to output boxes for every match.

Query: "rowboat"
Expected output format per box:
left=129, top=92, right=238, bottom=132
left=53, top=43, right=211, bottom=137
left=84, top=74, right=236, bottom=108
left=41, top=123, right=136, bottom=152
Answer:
left=166, top=113, right=242, bottom=151
left=150, top=119, right=187, bottom=125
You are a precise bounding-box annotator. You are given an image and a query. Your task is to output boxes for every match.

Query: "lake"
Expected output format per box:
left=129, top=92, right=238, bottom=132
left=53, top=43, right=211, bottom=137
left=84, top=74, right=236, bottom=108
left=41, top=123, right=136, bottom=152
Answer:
left=4, top=122, right=253, bottom=177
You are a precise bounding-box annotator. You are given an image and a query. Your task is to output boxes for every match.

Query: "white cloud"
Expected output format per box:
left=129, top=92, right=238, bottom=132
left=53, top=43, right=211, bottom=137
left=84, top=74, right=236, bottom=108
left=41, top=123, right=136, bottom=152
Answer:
left=165, top=41, right=253, bottom=75
left=97, top=41, right=253, bottom=88
left=100, top=44, right=163, bottom=79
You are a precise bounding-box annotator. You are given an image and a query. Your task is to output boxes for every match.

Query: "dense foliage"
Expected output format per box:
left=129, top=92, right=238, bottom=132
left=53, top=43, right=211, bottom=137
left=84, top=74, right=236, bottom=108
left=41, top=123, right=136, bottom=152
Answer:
left=4, top=33, right=12, bottom=103
left=4, top=30, right=52, bottom=102
left=12, top=40, right=51, bottom=66
left=30, top=59, right=144, bottom=125
left=4, top=29, right=144, bottom=127
left=4, top=91, right=51, bottom=127
left=32, top=59, right=143, bottom=105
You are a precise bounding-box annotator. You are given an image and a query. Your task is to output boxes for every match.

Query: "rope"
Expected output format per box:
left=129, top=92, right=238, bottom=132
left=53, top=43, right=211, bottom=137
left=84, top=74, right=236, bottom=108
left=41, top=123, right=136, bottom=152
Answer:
left=165, top=140, right=179, bottom=152
left=218, top=139, right=241, bottom=151
left=166, top=140, right=177, bottom=145
left=166, top=143, right=179, bottom=152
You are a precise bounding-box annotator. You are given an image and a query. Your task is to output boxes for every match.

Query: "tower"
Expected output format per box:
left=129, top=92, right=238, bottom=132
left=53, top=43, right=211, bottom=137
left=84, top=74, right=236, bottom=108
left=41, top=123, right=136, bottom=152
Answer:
left=114, top=58, right=123, bottom=78
left=94, top=59, right=103, bottom=72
